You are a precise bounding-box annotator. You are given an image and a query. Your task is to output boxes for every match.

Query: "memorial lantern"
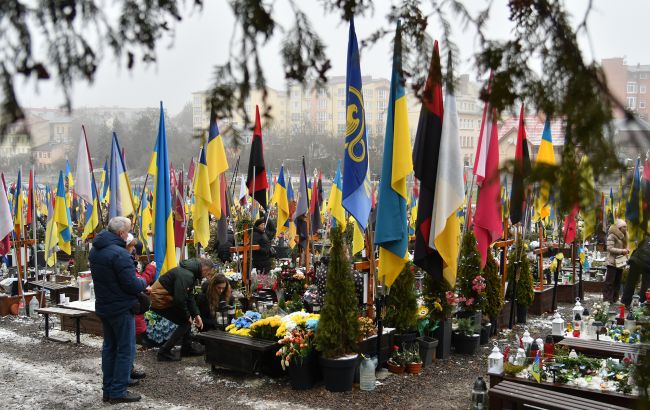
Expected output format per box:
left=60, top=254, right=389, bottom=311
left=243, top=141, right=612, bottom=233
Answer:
left=552, top=311, right=565, bottom=336
left=522, top=327, right=534, bottom=351
left=488, top=343, right=504, bottom=374
left=572, top=297, right=584, bottom=318
left=470, top=377, right=488, bottom=410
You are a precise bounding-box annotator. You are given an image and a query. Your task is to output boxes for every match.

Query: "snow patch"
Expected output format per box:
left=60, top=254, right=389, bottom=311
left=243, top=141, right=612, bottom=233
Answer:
left=236, top=396, right=327, bottom=410
left=0, top=326, right=39, bottom=345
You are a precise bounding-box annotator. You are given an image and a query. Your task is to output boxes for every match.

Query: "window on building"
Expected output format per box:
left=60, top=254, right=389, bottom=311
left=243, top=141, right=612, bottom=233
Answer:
left=293, top=101, right=299, bottom=110
left=338, top=88, right=345, bottom=97
left=627, top=82, right=637, bottom=93
left=376, top=123, right=384, bottom=134
left=640, top=100, right=647, bottom=109
left=318, top=89, right=327, bottom=97
left=338, top=100, right=345, bottom=108
left=319, top=99, right=327, bottom=109
left=291, top=113, right=301, bottom=121
left=377, top=101, right=386, bottom=111
left=377, top=89, right=387, bottom=100
left=193, top=96, right=202, bottom=106
left=366, top=112, right=372, bottom=121
left=338, top=112, right=345, bottom=122
left=640, top=85, right=647, bottom=94
left=641, top=73, right=648, bottom=79
left=627, top=96, right=637, bottom=109
left=363, top=89, right=374, bottom=100
left=317, top=112, right=327, bottom=121
left=338, top=124, right=346, bottom=133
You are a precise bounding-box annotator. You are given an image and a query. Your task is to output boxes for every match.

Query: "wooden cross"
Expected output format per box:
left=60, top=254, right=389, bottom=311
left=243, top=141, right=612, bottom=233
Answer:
left=533, top=245, right=549, bottom=291
left=494, top=237, right=514, bottom=295
left=352, top=230, right=377, bottom=317
left=230, top=226, right=259, bottom=294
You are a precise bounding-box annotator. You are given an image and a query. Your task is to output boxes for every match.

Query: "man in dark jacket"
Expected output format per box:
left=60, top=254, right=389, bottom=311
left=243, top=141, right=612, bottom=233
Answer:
left=252, top=219, right=273, bottom=273
left=150, top=257, right=214, bottom=361
left=622, top=235, right=650, bottom=306
left=89, top=217, right=148, bottom=404
left=217, top=228, right=235, bottom=263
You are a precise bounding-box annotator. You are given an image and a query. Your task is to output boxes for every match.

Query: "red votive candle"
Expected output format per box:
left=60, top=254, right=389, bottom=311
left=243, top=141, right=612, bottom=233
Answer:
left=619, top=304, right=625, bottom=319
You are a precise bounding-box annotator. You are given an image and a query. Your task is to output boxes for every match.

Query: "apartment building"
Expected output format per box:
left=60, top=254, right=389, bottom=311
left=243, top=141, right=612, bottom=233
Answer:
left=602, top=58, right=650, bottom=120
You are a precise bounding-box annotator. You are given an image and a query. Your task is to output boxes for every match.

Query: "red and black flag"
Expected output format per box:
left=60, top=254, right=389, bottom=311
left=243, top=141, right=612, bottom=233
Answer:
left=509, top=103, right=531, bottom=225
left=412, top=40, right=444, bottom=279
left=246, top=105, right=269, bottom=209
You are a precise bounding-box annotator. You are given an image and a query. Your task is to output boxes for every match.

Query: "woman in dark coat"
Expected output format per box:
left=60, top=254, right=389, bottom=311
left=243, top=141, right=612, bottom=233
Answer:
left=252, top=219, right=273, bottom=273
left=196, top=274, right=234, bottom=331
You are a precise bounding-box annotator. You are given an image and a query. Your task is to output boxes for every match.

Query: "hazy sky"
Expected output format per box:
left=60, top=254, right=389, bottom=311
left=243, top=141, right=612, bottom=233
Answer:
left=16, top=0, right=650, bottom=115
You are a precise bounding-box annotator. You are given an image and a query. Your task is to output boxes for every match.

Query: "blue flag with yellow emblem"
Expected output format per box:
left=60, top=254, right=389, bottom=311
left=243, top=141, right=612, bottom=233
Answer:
left=342, top=17, right=371, bottom=231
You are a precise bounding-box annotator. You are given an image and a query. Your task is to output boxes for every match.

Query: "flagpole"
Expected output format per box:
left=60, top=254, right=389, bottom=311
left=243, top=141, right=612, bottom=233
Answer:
left=179, top=163, right=186, bottom=261
left=32, top=166, right=38, bottom=283
left=82, top=125, right=105, bottom=229
left=249, top=165, right=256, bottom=296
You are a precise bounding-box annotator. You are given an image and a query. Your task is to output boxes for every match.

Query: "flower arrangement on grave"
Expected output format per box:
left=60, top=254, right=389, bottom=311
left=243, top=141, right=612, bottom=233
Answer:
left=483, top=250, right=504, bottom=322
left=422, top=268, right=454, bottom=325
left=383, top=262, right=419, bottom=334
left=591, top=301, right=610, bottom=324
left=256, top=273, right=277, bottom=290
left=225, top=310, right=262, bottom=337
left=249, top=315, right=283, bottom=341
left=608, top=326, right=641, bottom=344
left=276, top=314, right=319, bottom=369
left=357, top=316, right=377, bottom=341
left=455, top=231, right=486, bottom=312
left=276, top=261, right=307, bottom=312
left=388, top=345, right=406, bottom=367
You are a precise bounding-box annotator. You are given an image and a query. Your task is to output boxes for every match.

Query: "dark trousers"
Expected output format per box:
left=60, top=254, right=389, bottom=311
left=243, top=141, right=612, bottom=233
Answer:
left=603, top=265, right=623, bottom=303
left=621, top=261, right=650, bottom=305
left=100, top=312, right=136, bottom=399
left=155, top=306, right=191, bottom=355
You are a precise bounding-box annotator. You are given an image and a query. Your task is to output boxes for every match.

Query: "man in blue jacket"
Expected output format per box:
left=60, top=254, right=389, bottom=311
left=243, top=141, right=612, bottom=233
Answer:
left=90, top=217, right=149, bottom=404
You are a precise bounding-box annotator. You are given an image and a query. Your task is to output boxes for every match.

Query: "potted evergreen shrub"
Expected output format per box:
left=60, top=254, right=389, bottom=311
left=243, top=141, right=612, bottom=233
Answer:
left=422, top=272, right=454, bottom=360
left=507, top=241, right=534, bottom=324
left=314, top=227, right=360, bottom=392
left=482, top=251, right=502, bottom=342
left=455, top=231, right=485, bottom=332
left=383, top=262, right=419, bottom=349
left=453, top=317, right=480, bottom=354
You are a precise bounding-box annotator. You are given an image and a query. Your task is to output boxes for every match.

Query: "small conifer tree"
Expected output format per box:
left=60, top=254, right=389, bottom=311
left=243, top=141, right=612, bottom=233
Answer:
left=384, top=262, right=418, bottom=333
left=314, top=226, right=359, bottom=358
left=456, top=230, right=485, bottom=311
left=483, top=250, right=504, bottom=321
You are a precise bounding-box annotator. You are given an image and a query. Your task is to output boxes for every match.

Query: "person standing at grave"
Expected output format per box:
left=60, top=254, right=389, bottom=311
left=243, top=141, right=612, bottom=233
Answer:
left=252, top=219, right=273, bottom=273
left=89, top=217, right=148, bottom=404
left=149, top=257, right=214, bottom=361
left=622, top=235, right=650, bottom=306
left=604, top=219, right=629, bottom=303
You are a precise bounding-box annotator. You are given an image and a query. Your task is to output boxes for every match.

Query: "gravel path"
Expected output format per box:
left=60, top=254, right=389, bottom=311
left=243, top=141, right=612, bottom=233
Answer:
left=0, top=293, right=602, bottom=409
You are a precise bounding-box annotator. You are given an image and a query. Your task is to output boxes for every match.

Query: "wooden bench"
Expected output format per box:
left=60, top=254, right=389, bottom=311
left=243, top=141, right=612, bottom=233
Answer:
left=488, top=373, right=639, bottom=409
left=35, top=307, right=88, bottom=344
left=557, top=337, right=645, bottom=359
left=195, top=330, right=283, bottom=377
left=489, top=380, right=630, bottom=410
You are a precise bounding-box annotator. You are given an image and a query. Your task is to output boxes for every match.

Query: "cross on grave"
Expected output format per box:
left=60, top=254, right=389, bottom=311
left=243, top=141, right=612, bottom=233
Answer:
left=533, top=246, right=550, bottom=291
left=230, top=226, right=260, bottom=295
left=351, top=231, right=377, bottom=317
left=493, top=239, right=514, bottom=294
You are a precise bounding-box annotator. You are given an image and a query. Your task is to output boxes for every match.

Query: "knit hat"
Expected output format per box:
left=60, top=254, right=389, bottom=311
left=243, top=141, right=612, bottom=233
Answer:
left=254, top=219, right=265, bottom=228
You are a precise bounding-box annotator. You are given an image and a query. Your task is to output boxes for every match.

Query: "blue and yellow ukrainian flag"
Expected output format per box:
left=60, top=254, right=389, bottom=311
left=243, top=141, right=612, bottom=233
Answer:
left=65, top=159, right=74, bottom=189
left=81, top=182, right=99, bottom=240
left=207, top=116, right=229, bottom=219
left=54, top=171, right=72, bottom=254
left=193, top=146, right=211, bottom=248
left=108, top=133, right=135, bottom=218
left=44, top=186, right=57, bottom=266
left=270, top=165, right=290, bottom=236
left=13, top=170, right=23, bottom=236
left=327, top=161, right=346, bottom=230
left=100, top=159, right=110, bottom=204
left=342, top=17, right=371, bottom=231
left=152, top=102, right=177, bottom=278
left=286, top=172, right=297, bottom=248
left=533, top=118, right=555, bottom=222
left=375, top=21, right=413, bottom=288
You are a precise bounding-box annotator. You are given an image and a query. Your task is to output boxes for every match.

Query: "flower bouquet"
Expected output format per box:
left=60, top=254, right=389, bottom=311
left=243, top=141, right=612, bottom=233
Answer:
left=276, top=316, right=319, bottom=369
left=249, top=316, right=282, bottom=341
left=225, top=310, right=262, bottom=337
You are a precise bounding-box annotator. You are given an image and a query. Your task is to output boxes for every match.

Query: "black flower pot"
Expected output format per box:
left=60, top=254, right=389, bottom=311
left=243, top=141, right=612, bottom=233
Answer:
left=319, top=354, right=359, bottom=392
left=457, top=309, right=482, bottom=330
left=417, top=336, right=439, bottom=367
left=393, top=331, right=418, bottom=351
left=516, top=303, right=528, bottom=324
left=480, top=323, right=492, bottom=345
left=431, top=319, right=452, bottom=360
left=453, top=332, right=480, bottom=355
left=288, top=352, right=320, bottom=390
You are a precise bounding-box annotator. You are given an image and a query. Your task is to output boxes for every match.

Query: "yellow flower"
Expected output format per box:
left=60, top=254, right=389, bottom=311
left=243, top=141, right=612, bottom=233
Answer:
left=225, top=324, right=235, bottom=331
left=418, top=306, right=429, bottom=318
left=433, top=301, right=442, bottom=312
